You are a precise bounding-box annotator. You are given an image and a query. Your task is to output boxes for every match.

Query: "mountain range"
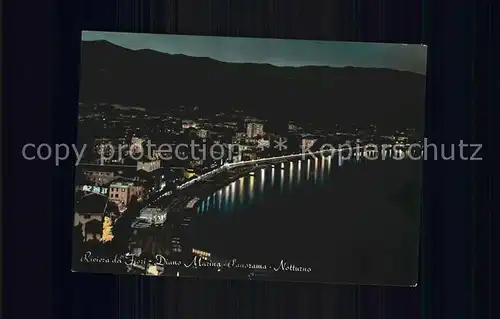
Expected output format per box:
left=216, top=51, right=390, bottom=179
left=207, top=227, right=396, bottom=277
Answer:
left=79, top=40, right=426, bottom=132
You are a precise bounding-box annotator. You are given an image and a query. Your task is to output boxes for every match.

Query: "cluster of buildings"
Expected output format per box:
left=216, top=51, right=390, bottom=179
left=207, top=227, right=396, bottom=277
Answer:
left=73, top=103, right=418, bottom=249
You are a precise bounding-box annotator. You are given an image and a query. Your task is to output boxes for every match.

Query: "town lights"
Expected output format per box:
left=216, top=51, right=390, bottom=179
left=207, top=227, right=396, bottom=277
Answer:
left=192, top=249, right=210, bottom=257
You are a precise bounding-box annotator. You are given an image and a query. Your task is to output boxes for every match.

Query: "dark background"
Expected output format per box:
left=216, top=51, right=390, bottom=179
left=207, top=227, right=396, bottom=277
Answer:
left=2, top=1, right=496, bottom=319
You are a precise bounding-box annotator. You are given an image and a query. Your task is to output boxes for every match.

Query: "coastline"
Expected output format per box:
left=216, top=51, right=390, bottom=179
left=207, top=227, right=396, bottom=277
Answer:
left=186, top=163, right=273, bottom=212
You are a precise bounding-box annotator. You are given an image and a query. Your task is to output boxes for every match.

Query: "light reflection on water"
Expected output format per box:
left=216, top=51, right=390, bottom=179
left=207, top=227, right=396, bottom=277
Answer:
left=196, top=155, right=342, bottom=215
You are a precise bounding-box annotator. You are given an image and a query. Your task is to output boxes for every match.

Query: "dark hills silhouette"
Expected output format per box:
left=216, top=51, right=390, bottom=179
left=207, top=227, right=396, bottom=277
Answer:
left=79, top=40, right=426, bottom=132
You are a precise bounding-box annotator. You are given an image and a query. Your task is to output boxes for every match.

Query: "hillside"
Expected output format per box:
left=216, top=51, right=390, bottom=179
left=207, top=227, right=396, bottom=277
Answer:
left=79, top=40, right=426, bottom=132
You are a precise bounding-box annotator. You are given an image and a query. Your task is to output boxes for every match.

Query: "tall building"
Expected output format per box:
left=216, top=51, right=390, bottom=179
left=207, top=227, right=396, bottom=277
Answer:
left=109, top=181, right=144, bottom=208
left=246, top=123, right=264, bottom=138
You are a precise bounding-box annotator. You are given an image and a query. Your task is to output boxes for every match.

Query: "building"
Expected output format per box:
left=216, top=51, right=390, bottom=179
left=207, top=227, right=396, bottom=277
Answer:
left=137, top=158, right=161, bottom=172
left=196, top=129, right=209, bottom=139
left=230, top=154, right=242, bottom=163
left=149, top=149, right=162, bottom=159
left=93, top=138, right=114, bottom=160
left=128, top=241, right=144, bottom=256
left=189, top=159, right=204, bottom=168
left=134, top=169, right=169, bottom=193
left=129, top=137, right=147, bottom=156
left=301, top=138, right=318, bottom=151
left=288, top=121, right=302, bottom=133
left=184, top=168, right=197, bottom=179
left=79, top=184, right=109, bottom=197
left=246, top=123, right=264, bottom=138
left=130, top=137, right=145, bottom=146
left=128, top=230, right=159, bottom=256
left=137, top=207, right=168, bottom=225
left=232, top=132, right=246, bottom=144
left=109, top=181, right=144, bottom=207
left=115, top=143, right=129, bottom=162
left=242, top=151, right=257, bottom=161
left=215, top=121, right=238, bottom=130
left=172, top=236, right=182, bottom=253
left=237, top=143, right=253, bottom=152
left=73, top=192, right=107, bottom=241
left=192, top=249, right=210, bottom=258
left=94, top=137, right=112, bottom=145
left=83, top=169, right=118, bottom=186
left=84, top=220, right=103, bottom=242
left=182, top=119, right=197, bottom=129
left=244, top=117, right=260, bottom=123
left=257, top=138, right=270, bottom=149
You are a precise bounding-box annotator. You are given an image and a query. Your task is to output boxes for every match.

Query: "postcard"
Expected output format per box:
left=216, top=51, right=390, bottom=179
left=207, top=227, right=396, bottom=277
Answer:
left=72, top=31, right=426, bottom=286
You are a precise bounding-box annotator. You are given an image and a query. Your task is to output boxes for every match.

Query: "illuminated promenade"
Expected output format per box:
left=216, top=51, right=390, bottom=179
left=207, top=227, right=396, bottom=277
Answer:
left=144, top=144, right=414, bottom=218
left=138, top=143, right=416, bottom=273
left=176, top=144, right=412, bottom=191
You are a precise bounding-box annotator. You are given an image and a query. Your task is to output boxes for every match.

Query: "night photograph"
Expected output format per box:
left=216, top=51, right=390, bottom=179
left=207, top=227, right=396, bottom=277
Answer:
left=72, top=31, right=427, bottom=286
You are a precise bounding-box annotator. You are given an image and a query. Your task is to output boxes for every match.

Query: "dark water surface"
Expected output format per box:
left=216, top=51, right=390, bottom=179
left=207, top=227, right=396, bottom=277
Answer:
left=187, top=156, right=421, bottom=285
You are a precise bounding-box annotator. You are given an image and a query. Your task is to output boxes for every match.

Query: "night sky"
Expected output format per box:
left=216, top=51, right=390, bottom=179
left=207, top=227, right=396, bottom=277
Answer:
left=82, top=31, right=427, bottom=74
